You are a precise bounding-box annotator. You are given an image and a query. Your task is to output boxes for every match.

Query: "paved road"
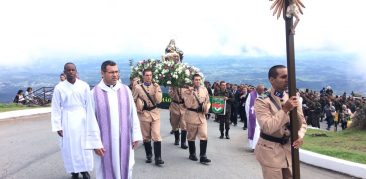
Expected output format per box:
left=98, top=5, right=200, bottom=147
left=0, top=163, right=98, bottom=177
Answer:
left=0, top=110, right=354, bottom=179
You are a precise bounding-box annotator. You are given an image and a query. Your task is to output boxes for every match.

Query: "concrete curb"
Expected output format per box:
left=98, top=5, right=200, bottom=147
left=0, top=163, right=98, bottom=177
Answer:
left=0, top=107, right=51, bottom=120
left=300, top=149, right=366, bottom=179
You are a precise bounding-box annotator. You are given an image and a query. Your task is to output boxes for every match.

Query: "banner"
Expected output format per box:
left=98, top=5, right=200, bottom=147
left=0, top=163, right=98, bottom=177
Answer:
left=211, top=96, right=226, bottom=115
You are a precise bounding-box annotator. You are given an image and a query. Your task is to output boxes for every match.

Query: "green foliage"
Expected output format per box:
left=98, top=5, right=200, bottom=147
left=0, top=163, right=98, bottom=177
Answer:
left=350, top=103, right=366, bottom=130
left=303, top=128, right=366, bottom=164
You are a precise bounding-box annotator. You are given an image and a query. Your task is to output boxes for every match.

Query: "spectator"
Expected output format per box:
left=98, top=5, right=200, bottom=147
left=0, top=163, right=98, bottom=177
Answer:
left=13, top=90, right=26, bottom=105
left=24, top=87, right=35, bottom=104
left=323, top=101, right=336, bottom=130
left=340, top=105, right=352, bottom=130
left=325, top=86, right=333, bottom=96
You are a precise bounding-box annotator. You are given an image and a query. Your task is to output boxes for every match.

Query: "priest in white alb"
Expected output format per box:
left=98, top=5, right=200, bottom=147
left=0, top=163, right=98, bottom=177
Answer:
left=85, top=60, right=142, bottom=179
left=51, top=62, right=94, bottom=179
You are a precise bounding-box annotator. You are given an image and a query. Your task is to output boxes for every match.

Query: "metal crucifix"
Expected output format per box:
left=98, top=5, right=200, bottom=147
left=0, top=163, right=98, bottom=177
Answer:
left=270, top=0, right=305, bottom=178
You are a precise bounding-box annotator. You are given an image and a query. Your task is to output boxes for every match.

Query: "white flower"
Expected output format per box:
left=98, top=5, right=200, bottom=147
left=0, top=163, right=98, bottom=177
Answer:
left=185, top=78, right=190, bottom=83
left=167, top=81, right=171, bottom=85
left=185, top=69, right=190, bottom=76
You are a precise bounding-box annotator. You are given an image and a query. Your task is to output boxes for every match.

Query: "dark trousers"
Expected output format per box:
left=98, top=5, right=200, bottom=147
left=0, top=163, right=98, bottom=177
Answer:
left=309, top=115, right=320, bottom=128
left=326, top=116, right=333, bottom=129
left=230, top=106, right=238, bottom=125
left=239, top=106, right=247, bottom=128
left=218, top=113, right=230, bottom=131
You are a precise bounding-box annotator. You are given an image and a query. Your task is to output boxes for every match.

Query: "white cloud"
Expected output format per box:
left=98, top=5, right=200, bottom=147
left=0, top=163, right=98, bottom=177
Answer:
left=0, top=0, right=365, bottom=67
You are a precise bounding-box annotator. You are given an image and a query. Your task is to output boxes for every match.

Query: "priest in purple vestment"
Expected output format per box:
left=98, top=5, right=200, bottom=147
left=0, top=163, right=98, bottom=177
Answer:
left=245, top=84, right=265, bottom=151
left=85, top=60, right=143, bottom=179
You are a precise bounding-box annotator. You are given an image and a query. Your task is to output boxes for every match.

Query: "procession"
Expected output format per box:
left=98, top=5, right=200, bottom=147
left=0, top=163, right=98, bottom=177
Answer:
left=1, top=0, right=366, bottom=179
left=41, top=39, right=310, bottom=179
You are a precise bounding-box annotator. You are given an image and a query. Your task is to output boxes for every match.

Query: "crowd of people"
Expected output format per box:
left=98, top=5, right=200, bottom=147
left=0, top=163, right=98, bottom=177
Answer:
left=299, top=86, right=365, bottom=131
left=201, top=81, right=365, bottom=132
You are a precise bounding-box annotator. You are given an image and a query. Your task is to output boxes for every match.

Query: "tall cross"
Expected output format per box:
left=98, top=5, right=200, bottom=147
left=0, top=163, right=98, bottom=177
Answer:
left=284, top=0, right=301, bottom=178
left=269, top=0, right=305, bottom=178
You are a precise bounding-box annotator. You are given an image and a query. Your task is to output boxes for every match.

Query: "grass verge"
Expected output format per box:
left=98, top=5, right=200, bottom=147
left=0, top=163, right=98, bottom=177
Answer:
left=302, top=128, right=366, bottom=164
left=0, top=103, right=43, bottom=112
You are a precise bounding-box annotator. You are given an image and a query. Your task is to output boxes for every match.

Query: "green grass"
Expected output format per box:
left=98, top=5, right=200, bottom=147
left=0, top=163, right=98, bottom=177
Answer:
left=0, top=103, right=43, bottom=112
left=303, top=128, right=366, bottom=164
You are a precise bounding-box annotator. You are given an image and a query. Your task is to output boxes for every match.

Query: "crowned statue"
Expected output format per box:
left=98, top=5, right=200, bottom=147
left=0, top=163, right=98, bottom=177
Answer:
left=163, top=39, right=184, bottom=64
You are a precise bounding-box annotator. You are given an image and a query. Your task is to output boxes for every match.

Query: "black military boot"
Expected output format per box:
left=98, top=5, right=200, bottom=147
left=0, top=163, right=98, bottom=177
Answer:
left=219, top=130, right=224, bottom=139
left=143, top=141, right=153, bottom=163
left=71, top=173, right=79, bottom=179
left=199, top=140, right=211, bottom=164
left=80, top=172, right=90, bottom=179
left=225, top=129, right=230, bottom=139
left=153, top=141, right=164, bottom=165
left=188, top=141, right=198, bottom=161
left=180, top=130, right=188, bottom=149
left=174, top=130, right=180, bottom=145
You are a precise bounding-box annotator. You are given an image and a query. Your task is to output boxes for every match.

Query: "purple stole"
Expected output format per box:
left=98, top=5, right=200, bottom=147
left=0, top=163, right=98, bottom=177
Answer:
left=94, top=85, right=131, bottom=179
left=248, top=91, right=257, bottom=140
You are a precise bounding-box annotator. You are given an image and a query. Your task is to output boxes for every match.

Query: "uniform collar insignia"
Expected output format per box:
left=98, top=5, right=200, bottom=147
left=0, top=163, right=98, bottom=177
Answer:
left=274, top=90, right=284, bottom=98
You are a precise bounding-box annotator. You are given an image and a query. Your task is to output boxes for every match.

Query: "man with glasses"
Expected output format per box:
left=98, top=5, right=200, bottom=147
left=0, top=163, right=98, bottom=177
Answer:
left=86, top=60, right=143, bottom=179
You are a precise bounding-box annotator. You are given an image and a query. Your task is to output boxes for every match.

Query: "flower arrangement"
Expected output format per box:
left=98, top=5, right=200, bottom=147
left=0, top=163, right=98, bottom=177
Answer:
left=130, top=59, right=204, bottom=87
left=130, top=58, right=160, bottom=80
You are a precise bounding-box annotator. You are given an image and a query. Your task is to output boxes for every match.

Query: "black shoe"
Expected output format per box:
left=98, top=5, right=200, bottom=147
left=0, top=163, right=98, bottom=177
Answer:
left=71, top=173, right=79, bottom=179
left=143, top=141, right=153, bottom=163
left=174, top=130, right=180, bottom=145
left=154, top=141, right=164, bottom=165
left=80, top=172, right=90, bottom=179
left=189, top=154, right=198, bottom=161
left=200, top=156, right=211, bottom=164
left=225, top=130, right=230, bottom=139
left=146, top=156, right=152, bottom=163
left=181, top=143, right=188, bottom=149
left=181, top=130, right=188, bottom=149
left=219, top=135, right=224, bottom=139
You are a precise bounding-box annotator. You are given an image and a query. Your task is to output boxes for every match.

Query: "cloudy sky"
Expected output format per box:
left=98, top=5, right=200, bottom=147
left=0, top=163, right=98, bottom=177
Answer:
left=0, top=0, right=365, bottom=68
